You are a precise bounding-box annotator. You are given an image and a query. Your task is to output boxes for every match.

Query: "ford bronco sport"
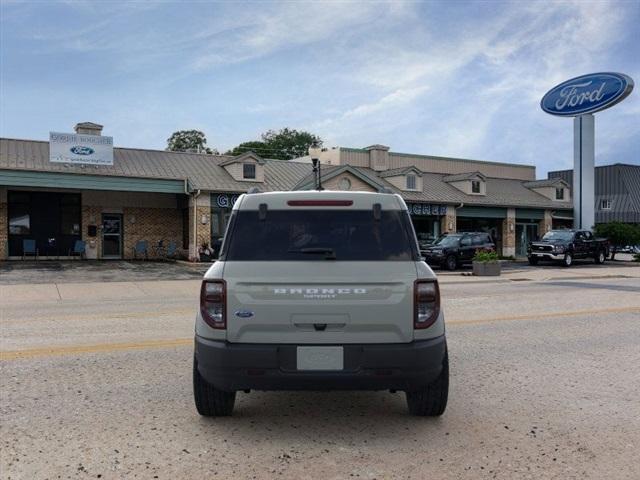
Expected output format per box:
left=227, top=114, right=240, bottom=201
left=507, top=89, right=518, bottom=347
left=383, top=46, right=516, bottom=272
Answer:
left=193, top=191, right=448, bottom=416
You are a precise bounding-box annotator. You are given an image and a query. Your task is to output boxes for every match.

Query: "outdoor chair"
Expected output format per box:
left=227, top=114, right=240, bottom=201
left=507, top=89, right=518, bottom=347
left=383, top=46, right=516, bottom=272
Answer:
left=22, top=239, right=38, bottom=261
left=68, top=240, right=86, bottom=260
left=152, top=239, right=166, bottom=258
left=133, top=240, right=149, bottom=260
left=165, top=240, right=178, bottom=259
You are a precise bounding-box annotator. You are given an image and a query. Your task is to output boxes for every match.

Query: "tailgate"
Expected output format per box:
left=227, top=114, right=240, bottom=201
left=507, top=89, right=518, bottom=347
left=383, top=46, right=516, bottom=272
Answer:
left=223, top=261, right=417, bottom=344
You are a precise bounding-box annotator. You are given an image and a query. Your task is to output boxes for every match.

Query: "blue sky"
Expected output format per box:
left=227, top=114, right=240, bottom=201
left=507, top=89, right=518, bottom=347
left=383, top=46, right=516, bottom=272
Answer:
left=1, top=0, right=638, bottom=176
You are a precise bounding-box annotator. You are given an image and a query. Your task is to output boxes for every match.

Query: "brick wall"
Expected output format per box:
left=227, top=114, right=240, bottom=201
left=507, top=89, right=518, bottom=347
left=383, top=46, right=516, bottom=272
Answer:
left=81, top=205, right=103, bottom=259
left=502, top=208, right=516, bottom=257
left=440, top=206, right=457, bottom=234
left=539, top=210, right=553, bottom=237
left=122, top=207, right=182, bottom=260
left=188, top=206, right=212, bottom=260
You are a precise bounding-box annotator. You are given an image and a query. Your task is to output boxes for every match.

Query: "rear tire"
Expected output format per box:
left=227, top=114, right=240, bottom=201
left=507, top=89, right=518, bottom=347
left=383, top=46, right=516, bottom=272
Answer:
left=406, top=350, right=449, bottom=416
left=595, top=250, right=606, bottom=264
left=562, top=253, right=573, bottom=267
left=444, top=255, right=457, bottom=271
left=193, top=358, right=236, bottom=416
left=528, top=256, right=539, bottom=266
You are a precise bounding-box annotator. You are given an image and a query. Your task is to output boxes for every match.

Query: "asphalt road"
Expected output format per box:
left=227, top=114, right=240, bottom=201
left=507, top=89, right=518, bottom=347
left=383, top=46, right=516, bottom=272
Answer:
left=2, top=274, right=640, bottom=479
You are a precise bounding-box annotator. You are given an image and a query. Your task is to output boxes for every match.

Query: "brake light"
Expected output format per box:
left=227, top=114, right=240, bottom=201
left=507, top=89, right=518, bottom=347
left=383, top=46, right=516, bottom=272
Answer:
left=414, top=280, right=440, bottom=329
left=200, top=280, right=226, bottom=329
left=287, top=200, right=353, bottom=207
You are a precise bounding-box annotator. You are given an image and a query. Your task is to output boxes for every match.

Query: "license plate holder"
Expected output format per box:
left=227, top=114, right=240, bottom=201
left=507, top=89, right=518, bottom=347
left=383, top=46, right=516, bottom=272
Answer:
left=296, top=346, right=344, bottom=371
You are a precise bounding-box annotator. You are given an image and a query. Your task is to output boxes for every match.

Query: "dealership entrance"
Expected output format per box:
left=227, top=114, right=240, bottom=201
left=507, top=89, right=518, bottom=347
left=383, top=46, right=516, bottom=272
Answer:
left=102, top=213, right=123, bottom=259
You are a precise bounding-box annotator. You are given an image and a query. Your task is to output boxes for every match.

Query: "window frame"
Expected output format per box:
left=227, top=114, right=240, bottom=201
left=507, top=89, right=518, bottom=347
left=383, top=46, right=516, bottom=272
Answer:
left=555, top=187, right=564, bottom=200
left=406, top=174, right=417, bottom=190
left=471, top=180, right=481, bottom=194
left=600, top=199, right=612, bottom=210
left=243, top=163, right=256, bottom=180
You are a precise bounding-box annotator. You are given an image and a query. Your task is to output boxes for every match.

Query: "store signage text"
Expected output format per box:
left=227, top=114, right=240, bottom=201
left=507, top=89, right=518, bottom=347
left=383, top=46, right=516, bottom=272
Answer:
left=49, top=132, right=114, bottom=166
left=407, top=203, right=447, bottom=216
left=215, top=194, right=240, bottom=208
left=541, top=72, right=634, bottom=116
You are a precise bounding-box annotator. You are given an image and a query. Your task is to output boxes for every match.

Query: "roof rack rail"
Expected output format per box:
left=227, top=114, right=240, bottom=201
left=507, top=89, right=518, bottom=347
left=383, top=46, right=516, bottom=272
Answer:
left=247, top=187, right=262, bottom=194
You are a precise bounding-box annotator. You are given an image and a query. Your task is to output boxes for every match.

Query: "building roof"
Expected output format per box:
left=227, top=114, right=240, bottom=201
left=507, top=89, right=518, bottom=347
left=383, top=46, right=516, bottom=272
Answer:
left=0, top=137, right=572, bottom=210
left=443, top=171, right=486, bottom=182
left=378, top=166, right=422, bottom=178
left=523, top=178, right=568, bottom=188
left=0, top=137, right=311, bottom=193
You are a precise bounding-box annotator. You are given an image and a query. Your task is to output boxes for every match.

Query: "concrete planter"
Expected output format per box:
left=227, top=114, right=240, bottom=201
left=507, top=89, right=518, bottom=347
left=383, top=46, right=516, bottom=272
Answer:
left=472, top=261, right=501, bottom=276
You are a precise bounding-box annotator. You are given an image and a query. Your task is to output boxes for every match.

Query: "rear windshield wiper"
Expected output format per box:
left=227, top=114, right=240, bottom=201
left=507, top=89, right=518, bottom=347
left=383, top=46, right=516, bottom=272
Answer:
left=287, top=247, right=337, bottom=259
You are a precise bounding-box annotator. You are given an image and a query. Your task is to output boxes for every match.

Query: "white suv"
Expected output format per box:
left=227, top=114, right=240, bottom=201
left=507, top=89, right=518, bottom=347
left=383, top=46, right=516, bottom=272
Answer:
left=193, top=191, right=448, bottom=416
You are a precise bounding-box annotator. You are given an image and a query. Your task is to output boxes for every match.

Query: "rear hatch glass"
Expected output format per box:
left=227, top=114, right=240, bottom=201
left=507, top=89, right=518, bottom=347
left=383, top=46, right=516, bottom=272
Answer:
left=222, top=209, right=418, bottom=261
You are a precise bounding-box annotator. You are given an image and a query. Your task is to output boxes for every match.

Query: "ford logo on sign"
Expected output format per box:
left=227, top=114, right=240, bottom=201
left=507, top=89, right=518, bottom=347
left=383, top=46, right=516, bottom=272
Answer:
left=541, top=72, right=634, bottom=116
left=70, top=146, right=95, bottom=155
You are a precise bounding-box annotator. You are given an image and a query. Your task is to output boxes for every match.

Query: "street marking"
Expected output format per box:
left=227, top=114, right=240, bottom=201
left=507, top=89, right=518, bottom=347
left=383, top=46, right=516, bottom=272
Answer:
left=0, top=338, right=193, bottom=361
left=448, top=306, right=640, bottom=325
left=2, top=306, right=640, bottom=361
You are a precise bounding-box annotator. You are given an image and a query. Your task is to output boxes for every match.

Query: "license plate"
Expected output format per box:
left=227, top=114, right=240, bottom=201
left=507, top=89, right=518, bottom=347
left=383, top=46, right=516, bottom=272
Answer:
left=535, top=253, right=544, bottom=257
left=296, top=346, right=344, bottom=371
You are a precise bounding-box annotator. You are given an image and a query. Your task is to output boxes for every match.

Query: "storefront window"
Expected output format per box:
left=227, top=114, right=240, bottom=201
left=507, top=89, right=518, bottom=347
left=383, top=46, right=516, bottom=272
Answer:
left=9, top=208, right=30, bottom=234
left=8, top=192, right=30, bottom=234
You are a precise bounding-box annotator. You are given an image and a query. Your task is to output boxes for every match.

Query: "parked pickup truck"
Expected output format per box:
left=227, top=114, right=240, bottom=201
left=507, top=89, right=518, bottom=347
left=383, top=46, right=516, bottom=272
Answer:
left=527, top=230, right=609, bottom=267
left=194, top=191, right=448, bottom=417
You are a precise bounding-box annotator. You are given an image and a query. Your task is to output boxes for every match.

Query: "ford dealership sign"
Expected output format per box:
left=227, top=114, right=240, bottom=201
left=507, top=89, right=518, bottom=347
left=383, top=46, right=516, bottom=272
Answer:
left=541, top=72, right=634, bottom=116
left=50, top=132, right=114, bottom=165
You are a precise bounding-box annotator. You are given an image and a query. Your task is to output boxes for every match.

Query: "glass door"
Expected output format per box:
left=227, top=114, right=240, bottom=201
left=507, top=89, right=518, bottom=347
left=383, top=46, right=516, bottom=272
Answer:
left=102, top=214, right=123, bottom=259
left=516, top=223, right=538, bottom=257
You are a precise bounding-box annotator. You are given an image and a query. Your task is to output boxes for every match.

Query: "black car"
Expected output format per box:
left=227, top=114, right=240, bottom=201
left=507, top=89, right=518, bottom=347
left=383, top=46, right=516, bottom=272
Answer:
left=422, top=232, right=495, bottom=271
left=527, top=230, right=609, bottom=267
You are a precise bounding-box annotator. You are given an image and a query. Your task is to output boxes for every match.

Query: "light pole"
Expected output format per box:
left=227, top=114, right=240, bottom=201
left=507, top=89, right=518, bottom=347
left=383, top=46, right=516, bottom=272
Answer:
left=311, top=157, right=324, bottom=191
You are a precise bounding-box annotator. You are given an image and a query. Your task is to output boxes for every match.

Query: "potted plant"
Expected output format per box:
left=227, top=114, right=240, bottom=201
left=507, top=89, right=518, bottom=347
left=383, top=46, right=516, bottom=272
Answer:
left=198, top=242, right=213, bottom=262
left=472, top=250, right=501, bottom=276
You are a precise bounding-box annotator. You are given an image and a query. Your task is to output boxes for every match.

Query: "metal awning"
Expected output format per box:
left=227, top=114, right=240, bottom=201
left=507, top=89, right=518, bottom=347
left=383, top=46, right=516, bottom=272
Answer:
left=0, top=169, right=187, bottom=194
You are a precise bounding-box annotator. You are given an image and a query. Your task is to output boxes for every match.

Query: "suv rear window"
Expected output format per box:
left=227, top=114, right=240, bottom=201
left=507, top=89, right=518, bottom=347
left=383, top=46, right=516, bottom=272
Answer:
left=222, top=209, right=418, bottom=261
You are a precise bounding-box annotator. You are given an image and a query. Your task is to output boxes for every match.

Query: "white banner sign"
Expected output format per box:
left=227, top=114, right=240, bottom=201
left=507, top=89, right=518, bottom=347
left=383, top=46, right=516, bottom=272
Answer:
left=49, top=132, right=114, bottom=165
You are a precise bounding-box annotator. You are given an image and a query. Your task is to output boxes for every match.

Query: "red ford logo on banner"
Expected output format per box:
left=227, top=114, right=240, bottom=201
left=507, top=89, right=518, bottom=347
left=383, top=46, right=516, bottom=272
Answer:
left=541, top=72, right=634, bottom=116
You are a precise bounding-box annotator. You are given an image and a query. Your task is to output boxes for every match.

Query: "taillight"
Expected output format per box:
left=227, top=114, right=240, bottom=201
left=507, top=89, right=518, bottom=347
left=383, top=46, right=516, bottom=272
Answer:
left=200, top=280, right=226, bottom=329
left=414, top=280, right=440, bottom=329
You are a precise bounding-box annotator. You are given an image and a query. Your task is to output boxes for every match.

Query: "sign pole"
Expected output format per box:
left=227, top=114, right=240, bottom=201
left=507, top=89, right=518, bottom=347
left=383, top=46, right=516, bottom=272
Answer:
left=573, top=114, right=595, bottom=229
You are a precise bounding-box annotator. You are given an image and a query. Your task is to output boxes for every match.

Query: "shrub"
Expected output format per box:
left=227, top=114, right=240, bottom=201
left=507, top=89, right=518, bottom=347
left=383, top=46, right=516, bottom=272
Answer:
left=593, top=222, right=640, bottom=260
left=473, top=250, right=499, bottom=262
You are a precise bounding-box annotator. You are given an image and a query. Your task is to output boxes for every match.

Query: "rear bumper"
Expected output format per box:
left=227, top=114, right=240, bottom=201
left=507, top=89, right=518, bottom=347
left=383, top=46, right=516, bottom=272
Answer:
left=195, top=335, right=447, bottom=392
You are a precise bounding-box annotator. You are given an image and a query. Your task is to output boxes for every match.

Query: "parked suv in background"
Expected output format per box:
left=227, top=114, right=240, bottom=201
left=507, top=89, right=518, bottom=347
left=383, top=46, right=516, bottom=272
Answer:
left=422, top=232, right=495, bottom=270
left=193, top=191, right=448, bottom=417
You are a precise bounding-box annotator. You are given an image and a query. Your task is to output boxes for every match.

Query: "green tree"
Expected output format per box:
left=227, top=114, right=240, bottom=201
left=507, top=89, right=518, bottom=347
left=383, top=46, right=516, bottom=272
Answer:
left=593, top=222, right=640, bottom=260
left=167, top=130, right=217, bottom=154
left=226, top=128, right=322, bottom=160
left=225, top=141, right=269, bottom=157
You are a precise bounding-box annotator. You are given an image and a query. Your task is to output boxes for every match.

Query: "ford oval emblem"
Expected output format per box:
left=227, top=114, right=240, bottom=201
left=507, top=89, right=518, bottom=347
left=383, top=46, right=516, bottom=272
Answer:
left=70, top=146, right=95, bottom=155
left=235, top=310, right=254, bottom=318
left=541, top=72, right=634, bottom=117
